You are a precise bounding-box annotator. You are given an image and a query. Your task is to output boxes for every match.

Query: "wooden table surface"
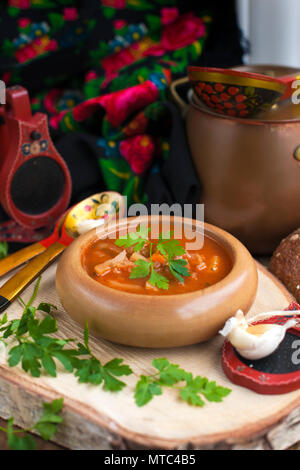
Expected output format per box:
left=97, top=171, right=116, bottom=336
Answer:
left=1, top=256, right=299, bottom=451
left=0, top=257, right=271, bottom=451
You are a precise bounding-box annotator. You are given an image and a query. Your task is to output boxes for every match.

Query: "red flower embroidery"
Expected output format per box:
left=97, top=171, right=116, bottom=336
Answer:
left=44, top=89, right=62, bottom=115
left=85, top=70, right=98, bottom=82
left=101, top=48, right=134, bottom=77
left=46, top=39, right=58, bottom=52
left=2, top=72, right=11, bottom=84
left=99, top=80, right=158, bottom=127
left=145, top=12, right=206, bottom=56
left=102, top=0, right=125, bottom=8
left=71, top=81, right=158, bottom=127
left=161, top=7, right=179, bottom=26
left=120, top=135, right=155, bottom=174
left=18, top=17, right=30, bottom=28
left=63, top=7, right=78, bottom=21
left=161, top=12, right=205, bottom=50
left=123, top=112, right=148, bottom=137
left=9, top=0, right=30, bottom=8
left=114, top=19, right=126, bottom=30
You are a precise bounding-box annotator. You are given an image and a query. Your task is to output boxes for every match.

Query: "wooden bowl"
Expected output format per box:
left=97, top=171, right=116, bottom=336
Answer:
left=56, top=216, right=258, bottom=348
left=187, top=66, right=287, bottom=118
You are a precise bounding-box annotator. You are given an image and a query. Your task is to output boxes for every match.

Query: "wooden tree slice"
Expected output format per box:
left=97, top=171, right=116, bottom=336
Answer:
left=0, top=262, right=299, bottom=450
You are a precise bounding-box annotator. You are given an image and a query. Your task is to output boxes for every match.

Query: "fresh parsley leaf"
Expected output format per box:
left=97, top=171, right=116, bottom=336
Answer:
left=158, top=230, right=174, bottom=241
left=74, top=356, right=132, bottom=391
left=134, top=358, right=231, bottom=407
left=74, top=356, right=102, bottom=384
left=180, top=385, right=206, bottom=407
left=115, top=225, right=192, bottom=291
left=103, top=358, right=133, bottom=377
left=37, top=302, right=58, bottom=314
left=34, top=398, right=64, bottom=440
left=8, top=344, right=24, bottom=367
left=115, top=224, right=149, bottom=252
left=0, top=313, right=7, bottom=326
left=180, top=375, right=231, bottom=406
left=0, top=242, right=8, bottom=260
left=152, top=358, right=187, bottom=385
left=41, top=353, right=57, bottom=377
left=1, top=398, right=64, bottom=450
left=51, top=350, right=74, bottom=372
left=136, top=224, right=150, bottom=239
left=102, top=369, right=126, bottom=392
left=134, top=375, right=162, bottom=407
left=169, top=259, right=190, bottom=282
left=0, top=319, right=20, bottom=338
left=6, top=418, right=36, bottom=450
left=130, top=259, right=150, bottom=279
left=5, top=313, right=73, bottom=378
left=149, top=269, right=169, bottom=290
left=83, top=321, right=91, bottom=353
left=200, top=380, right=232, bottom=402
left=28, top=315, right=57, bottom=338
left=73, top=324, right=133, bottom=391
left=157, top=239, right=185, bottom=259
left=26, top=276, right=42, bottom=310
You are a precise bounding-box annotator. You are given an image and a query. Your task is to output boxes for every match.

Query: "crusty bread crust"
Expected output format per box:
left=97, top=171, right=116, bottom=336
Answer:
left=270, top=228, right=300, bottom=302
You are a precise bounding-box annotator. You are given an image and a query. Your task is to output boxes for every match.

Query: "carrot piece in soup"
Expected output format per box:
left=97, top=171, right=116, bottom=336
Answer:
left=151, top=253, right=165, bottom=264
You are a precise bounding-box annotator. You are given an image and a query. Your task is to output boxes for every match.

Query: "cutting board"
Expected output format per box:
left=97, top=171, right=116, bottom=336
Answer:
left=0, top=262, right=299, bottom=450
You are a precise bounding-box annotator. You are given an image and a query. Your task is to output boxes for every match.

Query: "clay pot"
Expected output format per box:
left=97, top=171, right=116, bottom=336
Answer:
left=186, top=100, right=300, bottom=254
left=56, top=216, right=258, bottom=348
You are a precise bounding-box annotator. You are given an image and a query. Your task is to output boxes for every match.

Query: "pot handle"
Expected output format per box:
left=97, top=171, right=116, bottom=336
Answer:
left=169, top=77, right=190, bottom=115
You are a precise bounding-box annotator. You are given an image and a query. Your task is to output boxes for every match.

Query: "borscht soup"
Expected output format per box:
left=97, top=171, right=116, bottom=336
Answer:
left=82, top=223, right=232, bottom=295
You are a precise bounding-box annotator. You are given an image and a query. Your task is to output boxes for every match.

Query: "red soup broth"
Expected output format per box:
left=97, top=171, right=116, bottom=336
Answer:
left=82, top=231, right=232, bottom=296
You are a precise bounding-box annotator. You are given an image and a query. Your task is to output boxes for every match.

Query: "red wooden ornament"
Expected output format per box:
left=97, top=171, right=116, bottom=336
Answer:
left=222, top=303, right=300, bottom=394
left=0, top=86, right=71, bottom=229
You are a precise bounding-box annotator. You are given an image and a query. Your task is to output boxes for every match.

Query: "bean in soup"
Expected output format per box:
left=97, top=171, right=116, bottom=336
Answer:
left=82, top=225, right=232, bottom=295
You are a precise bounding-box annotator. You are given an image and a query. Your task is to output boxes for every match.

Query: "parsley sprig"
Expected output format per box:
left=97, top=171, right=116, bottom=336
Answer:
left=72, top=322, right=132, bottom=391
left=0, top=278, right=132, bottom=390
left=134, top=358, right=231, bottom=407
left=0, top=398, right=64, bottom=450
left=115, top=225, right=190, bottom=289
left=0, top=276, right=232, bottom=442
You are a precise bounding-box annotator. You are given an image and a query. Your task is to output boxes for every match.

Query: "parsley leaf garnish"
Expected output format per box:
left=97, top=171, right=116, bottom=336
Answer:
left=134, top=358, right=231, bottom=407
left=130, top=259, right=150, bottom=279
left=157, top=238, right=185, bottom=259
left=115, top=225, right=190, bottom=290
left=148, top=269, right=169, bottom=290
left=115, top=224, right=149, bottom=252
left=169, top=258, right=190, bottom=283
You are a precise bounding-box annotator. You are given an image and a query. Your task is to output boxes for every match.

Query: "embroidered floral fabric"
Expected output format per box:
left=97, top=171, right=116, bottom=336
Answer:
left=1, top=0, right=211, bottom=208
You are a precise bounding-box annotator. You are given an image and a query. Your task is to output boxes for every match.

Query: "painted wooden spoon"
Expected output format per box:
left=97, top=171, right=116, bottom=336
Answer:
left=0, top=191, right=125, bottom=312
